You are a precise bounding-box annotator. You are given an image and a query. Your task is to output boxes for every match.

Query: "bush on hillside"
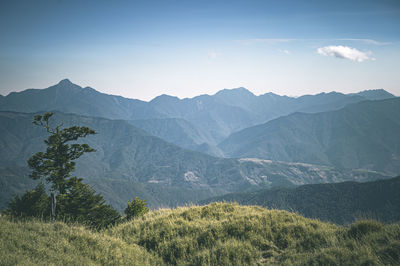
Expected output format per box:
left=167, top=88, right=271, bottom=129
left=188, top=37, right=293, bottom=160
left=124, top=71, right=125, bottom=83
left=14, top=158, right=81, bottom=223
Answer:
left=57, top=177, right=121, bottom=229
left=348, top=220, right=383, bottom=239
left=3, top=183, right=50, bottom=218
left=4, top=178, right=120, bottom=229
left=125, top=197, right=149, bottom=220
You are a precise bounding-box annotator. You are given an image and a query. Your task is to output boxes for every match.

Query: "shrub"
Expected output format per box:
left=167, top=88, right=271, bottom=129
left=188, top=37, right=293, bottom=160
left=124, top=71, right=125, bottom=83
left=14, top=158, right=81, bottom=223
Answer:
left=5, top=178, right=120, bottom=229
left=57, top=177, right=121, bottom=229
left=348, top=220, right=383, bottom=239
left=4, top=183, right=50, bottom=219
left=125, top=197, right=149, bottom=220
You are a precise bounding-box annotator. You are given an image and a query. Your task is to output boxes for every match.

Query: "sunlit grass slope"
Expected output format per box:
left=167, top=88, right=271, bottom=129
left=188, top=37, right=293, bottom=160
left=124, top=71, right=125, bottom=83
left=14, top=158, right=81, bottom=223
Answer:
left=0, top=217, right=161, bottom=265
left=110, top=203, right=400, bottom=265
left=2, top=202, right=400, bottom=265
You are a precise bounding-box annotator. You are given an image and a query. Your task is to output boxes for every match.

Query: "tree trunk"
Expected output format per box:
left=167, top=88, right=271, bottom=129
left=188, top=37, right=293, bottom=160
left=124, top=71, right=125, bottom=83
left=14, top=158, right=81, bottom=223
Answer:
left=51, top=192, right=56, bottom=221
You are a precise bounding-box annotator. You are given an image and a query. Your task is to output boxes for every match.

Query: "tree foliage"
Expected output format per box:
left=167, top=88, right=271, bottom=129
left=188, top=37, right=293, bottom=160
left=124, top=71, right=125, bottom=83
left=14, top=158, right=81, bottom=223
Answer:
left=28, top=112, right=96, bottom=194
left=58, top=177, right=120, bottom=229
left=5, top=112, right=121, bottom=229
left=125, top=197, right=149, bottom=220
left=4, top=183, right=50, bottom=218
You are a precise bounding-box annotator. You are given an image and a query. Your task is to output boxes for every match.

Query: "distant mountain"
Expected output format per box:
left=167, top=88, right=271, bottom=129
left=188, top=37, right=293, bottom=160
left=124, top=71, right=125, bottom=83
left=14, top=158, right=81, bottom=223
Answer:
left=354, top=89, right=396, bottom=100
left=0, top=79, right=162, bottom=120
left=0, top=80, right=394, bottom=155
left=213, top=87, right=259, bottom=112
left=219, top=97, right=400, bottom=175
left=201, top=176, right=400, bottom=224
left=148, top=93, right=257, bottom=143
left=0, top=111, right=389, bottom=210
left=214, top=89, right=372, bottom=122
left=129, top=118, right=223, bottom=156
left=293, top=92, right=366, bottom=113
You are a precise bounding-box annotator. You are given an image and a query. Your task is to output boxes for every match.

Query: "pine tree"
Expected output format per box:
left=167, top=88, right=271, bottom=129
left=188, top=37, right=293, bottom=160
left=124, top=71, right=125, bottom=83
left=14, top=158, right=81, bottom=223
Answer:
left=27, top=112, right=96, bottom=220
left=6, top=112, right=122, bottom=228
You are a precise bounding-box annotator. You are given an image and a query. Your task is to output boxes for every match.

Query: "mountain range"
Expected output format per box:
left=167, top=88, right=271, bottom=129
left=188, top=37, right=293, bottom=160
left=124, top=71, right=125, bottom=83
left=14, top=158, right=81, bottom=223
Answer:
left=0, top=80, right=398, bottom=211
left=0, top=111, right=389, bottom=210
left=219, top=97, right=400, bottom=175
left=0, top=79, right=395, bottom=154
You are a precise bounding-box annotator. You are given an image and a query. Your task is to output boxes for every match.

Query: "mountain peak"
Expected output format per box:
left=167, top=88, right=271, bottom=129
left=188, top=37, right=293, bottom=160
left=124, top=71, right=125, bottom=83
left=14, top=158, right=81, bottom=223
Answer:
left=51, top=79, right=82, bottom=92
left=58, top=79, right=73, bottom=85
left=150, top=94, right=180, bottom=104
left=354, top=89, right=395, bottom=101
left=215, top=87, right=255, bottom=97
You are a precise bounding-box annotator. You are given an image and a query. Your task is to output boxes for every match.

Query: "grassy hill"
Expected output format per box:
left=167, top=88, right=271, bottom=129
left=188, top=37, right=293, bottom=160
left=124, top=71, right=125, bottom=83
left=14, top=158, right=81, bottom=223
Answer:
left=0, top=217, right=161, bottom=265
left=201, top=176, right=400, bottom=224
left=1, top=203, right=400, bottom=265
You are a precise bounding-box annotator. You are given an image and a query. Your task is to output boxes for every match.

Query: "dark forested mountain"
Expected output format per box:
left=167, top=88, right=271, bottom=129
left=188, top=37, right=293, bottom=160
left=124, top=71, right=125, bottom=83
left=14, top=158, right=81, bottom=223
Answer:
left=201, top=176, right=400, bottom=224
left=0, top=80, right=394, bottom=153
left=220, top=97, right=400, bottom=175
left=0, top=111, right=389, bottom=210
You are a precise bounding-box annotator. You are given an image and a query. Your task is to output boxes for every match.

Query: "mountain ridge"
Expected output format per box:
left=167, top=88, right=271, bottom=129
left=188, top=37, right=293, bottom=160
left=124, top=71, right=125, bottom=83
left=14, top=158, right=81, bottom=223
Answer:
left=201, top=176, right=400, bottom=224
left=1, top=79, right=395, bottom=154
left=219, top=97, right=400, bottom=174
left=0, top=110, right=390, bottom=210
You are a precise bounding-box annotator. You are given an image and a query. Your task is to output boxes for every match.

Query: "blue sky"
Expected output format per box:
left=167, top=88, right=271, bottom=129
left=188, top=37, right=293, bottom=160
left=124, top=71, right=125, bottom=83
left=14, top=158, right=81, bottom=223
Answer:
left=0, top=0, right=399, bottom=100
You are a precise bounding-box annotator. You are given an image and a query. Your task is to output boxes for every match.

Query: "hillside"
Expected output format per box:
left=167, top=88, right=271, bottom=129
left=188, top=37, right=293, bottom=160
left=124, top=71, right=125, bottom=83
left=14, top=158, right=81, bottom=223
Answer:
left=201, top=176, right=400, bottom=224
left=0, top=217, right=161, bottom=265
left=0, top=111, right=389, bottom=211
left=1, top=80, right=394, bottom=153
left=2, top=203, right=400, bottom=265
left=220, top=97, right=400, bottom=174
left=129, top=118, right=223, bottom=156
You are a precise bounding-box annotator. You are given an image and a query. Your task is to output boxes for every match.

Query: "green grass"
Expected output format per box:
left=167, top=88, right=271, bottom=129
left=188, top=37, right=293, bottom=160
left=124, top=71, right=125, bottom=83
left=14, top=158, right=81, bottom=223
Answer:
left=0, top=217, right=161, bottom=265
left=2, top=202, right=400, bottom=265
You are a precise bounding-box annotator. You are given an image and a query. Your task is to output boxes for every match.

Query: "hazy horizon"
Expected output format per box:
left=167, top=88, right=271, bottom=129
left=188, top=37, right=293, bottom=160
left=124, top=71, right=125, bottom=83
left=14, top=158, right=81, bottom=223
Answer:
left=1, top=0, right=399, bottom=100
left=1, top=78, right=398, bottom=101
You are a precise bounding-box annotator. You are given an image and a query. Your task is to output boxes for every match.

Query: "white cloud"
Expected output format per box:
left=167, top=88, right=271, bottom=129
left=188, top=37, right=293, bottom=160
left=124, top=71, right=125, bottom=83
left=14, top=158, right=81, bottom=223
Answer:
left=235, top=38, right=389, bottom=46
left=278, top=49, right=291, bottom=55
left=317, top=45, right=375, bottom=62
left=235, top=38, right=292, bottom=45
left=207, top=51, right=218, bottom=59
left=336, top=39, right=390, bottom=46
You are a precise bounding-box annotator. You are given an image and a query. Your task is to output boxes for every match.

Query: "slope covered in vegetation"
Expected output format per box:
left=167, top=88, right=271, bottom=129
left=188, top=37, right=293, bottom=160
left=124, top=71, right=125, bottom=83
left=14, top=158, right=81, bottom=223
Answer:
left=2, top=203, right=400, bottom=265
left=201, top=176, right=400, bottom=224
left=220, top=97, right=400, bottom=174
left=1, top=111, right=388, bottom=211
left=0, top=217, right=161, bottom=265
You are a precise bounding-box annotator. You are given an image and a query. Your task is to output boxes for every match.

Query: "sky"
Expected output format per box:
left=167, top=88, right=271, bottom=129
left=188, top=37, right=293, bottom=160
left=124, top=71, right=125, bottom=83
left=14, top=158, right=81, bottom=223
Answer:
left=0, top=0, right=399, bottom=100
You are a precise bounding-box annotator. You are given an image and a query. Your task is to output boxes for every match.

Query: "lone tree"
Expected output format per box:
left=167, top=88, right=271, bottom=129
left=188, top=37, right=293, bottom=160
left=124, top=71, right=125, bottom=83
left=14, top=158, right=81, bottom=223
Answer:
left=28, top=112, right=96, bottom=220
left=125, top=197, right=149, bottom=220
